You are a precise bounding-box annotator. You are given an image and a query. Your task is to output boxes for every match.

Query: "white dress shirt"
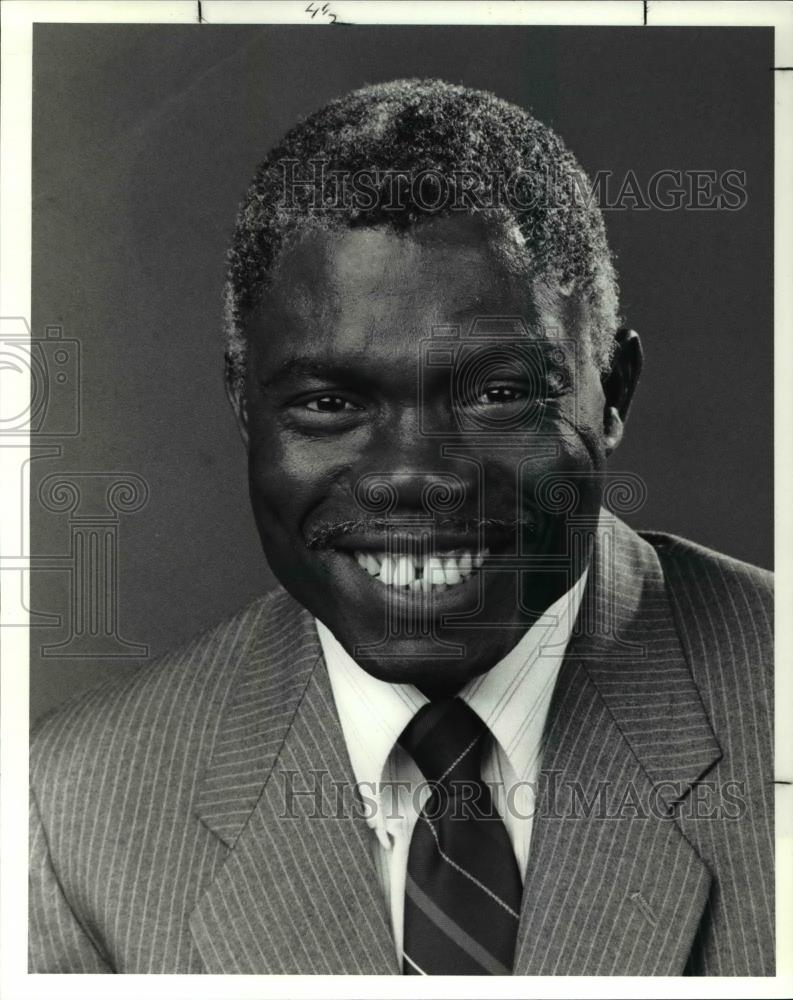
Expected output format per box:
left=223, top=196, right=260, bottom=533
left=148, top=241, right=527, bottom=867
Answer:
left=317, top=570, right=587, bottom=962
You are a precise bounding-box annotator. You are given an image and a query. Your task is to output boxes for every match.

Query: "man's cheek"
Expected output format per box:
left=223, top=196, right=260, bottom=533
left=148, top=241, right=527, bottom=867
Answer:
left=247, top=456, right=309, bottom=546
left=248, top=430, right=308, bottom=501
left=519, top=420, right=594, bottom=471
left=543, top=403, right=604, bottom=466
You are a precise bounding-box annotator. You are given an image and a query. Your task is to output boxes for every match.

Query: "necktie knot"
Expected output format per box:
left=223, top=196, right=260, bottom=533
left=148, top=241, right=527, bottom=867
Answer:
left=398, top=697, right=487, bottom=788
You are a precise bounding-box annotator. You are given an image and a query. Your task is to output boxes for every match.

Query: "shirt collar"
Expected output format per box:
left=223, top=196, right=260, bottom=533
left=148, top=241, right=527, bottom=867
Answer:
left=462, top=568, right=588, bottom=782
left=318, top=568, right=588, bottom=800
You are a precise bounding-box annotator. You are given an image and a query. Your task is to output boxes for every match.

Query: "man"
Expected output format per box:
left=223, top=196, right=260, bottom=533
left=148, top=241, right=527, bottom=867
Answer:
left=29, top=79, right=773, bottom=975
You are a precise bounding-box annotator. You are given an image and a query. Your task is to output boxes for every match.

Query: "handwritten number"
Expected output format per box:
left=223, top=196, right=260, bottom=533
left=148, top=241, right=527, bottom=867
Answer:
left=305, top=2, right=337, bottom=23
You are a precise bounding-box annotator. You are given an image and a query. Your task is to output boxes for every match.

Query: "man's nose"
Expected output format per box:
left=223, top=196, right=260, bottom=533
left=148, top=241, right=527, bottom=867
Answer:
left=376, top=468, right=468, bottom=514
left=358, top=410, right=470, bottom=514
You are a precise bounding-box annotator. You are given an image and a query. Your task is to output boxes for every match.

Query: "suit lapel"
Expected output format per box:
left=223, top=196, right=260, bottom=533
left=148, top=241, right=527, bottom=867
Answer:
left=514, top=514, right=722, bottom=975
left=190, top=591, right=397, bottom=974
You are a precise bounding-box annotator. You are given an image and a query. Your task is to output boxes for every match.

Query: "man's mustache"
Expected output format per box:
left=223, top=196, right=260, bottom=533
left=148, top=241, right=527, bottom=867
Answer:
left=305, top=517, right=537, bottom=551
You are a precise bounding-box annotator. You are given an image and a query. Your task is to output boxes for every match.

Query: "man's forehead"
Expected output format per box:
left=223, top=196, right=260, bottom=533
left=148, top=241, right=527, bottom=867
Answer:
left=255, top=216, right=565, bottom=339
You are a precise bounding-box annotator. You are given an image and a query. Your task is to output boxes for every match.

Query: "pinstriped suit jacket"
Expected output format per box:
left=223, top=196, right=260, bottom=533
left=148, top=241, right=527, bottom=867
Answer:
left=29, top=517, right=774, bottom=975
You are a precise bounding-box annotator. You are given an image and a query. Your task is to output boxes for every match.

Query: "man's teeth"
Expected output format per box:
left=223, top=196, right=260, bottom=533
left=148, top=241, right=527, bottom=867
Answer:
left=353, top=549, right=489, bottom=589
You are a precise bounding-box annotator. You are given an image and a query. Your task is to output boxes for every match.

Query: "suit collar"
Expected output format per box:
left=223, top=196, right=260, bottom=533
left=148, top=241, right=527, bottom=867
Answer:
left=194, top=590, right=323, bottom=849
left=568, top=513, right=722, bottom=808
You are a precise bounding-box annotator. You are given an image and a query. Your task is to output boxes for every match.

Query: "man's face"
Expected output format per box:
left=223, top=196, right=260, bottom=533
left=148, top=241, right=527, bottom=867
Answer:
left=234, top=214, right=628, bottom=691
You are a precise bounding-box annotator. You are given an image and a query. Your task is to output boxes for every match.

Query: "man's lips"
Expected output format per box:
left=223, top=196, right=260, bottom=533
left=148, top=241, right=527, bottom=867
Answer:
left=349, top=545, right=488, bottom=591
left=305, top=517, right=534, bottom=551
left=325, top=524, right=521, bottom=553
left=305, top=517, right=543, bottom=606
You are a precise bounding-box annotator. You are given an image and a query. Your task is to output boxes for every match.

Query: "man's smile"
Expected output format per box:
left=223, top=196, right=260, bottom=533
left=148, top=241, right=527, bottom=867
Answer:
left=306, top=513, right=551, bottom=623
left=351, top=546, right=488, bottom=590
left=320, top=541, right=493, bottom=617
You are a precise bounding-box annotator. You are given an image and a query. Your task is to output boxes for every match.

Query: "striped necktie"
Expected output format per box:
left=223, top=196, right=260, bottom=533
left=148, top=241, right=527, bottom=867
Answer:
left=398, top=697, right=522, bottom=975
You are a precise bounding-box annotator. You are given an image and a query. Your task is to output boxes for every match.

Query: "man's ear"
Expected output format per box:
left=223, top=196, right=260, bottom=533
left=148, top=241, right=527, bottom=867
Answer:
left=225, top=377, right=250, bottom=449
left=601, top=328, right=643, bottom=454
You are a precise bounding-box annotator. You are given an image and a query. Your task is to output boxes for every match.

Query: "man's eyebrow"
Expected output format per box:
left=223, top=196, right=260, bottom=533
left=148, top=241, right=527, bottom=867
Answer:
left=258, top=358, right=360, bottom=389
left=257, top=339, right=574, bottom=391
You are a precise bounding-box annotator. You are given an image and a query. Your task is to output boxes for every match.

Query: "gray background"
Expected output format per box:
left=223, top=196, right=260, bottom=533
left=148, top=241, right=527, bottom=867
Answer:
left=30, top=24, right=773, bottom=724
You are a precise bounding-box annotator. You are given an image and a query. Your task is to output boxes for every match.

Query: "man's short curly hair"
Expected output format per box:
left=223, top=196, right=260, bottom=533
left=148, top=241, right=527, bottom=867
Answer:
left=224, top=78, right=620, bottom=397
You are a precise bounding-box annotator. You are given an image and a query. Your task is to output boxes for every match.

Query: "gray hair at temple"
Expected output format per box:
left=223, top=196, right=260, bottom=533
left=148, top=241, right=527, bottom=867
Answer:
left=223, top=78, right=621, bottom=398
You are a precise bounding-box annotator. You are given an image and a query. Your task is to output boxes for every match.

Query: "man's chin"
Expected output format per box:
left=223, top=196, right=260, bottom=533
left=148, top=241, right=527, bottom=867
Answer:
left=330, top=628, right=526, bottom=690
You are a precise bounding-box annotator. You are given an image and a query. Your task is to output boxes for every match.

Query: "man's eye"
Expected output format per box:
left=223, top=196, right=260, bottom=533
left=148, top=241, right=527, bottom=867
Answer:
left=547, top=371, right=568, bottom=394
left=304, top=395, right=361, bottom=413
left=473, top=386, right=526, bottom=405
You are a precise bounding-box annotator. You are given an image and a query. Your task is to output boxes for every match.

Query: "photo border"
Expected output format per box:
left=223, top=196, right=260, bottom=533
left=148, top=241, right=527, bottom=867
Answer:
left=2, top=2, right=791, bottom=997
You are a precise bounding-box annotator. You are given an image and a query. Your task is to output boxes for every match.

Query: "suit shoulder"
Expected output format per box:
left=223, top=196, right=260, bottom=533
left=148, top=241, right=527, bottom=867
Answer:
left=30, top=588, right=289, bottom=792
left=639, top=529, right=773, bottom=672
left=640, top=530, right=772, bottom=606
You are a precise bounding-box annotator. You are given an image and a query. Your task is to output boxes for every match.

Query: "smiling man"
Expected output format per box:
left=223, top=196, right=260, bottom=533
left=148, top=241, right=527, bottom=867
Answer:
left=29, top=80, right=774, bottom=976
